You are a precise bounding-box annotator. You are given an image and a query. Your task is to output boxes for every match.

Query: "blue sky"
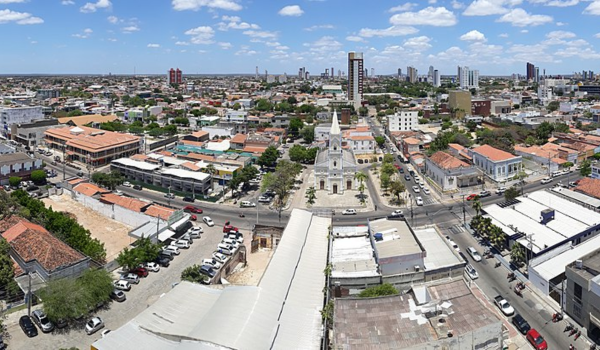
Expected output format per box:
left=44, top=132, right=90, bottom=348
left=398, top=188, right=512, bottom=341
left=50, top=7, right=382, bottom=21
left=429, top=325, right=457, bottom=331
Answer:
left=2, top=0, right=600, bottom=76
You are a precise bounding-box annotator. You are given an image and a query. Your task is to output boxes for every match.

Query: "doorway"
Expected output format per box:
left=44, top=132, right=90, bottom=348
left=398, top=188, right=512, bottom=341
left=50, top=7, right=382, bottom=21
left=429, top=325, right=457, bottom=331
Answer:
left=333, top=184, right=338, bottom=194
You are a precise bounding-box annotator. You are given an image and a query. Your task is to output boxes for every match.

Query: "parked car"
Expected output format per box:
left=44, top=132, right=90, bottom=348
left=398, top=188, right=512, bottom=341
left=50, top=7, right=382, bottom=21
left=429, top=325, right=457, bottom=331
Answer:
left=412, top=185, right=420, bottom=193
left=479, top=190, right=491, bottom=198
left=159, top=251, right=175, bottom=260
left=495, top=187, right=506, bottom=195
left=541, top=177, right=552, bottom=184
left=109, top=289, right=127, bottom=302
left=200, top=265, right=216, bottom=278
left=423, top=188, right=430, bottom=195
left=512, top=313, right=531, bottom=335
left=466, top=194, right=478, bottom=201
left=415, top=196, right=424, bottom=206
left=223, top=224, right=238, bottom=233
left=173, top=240, right=190, bottom=249
left=77, top=171, right=84, bottom=177
left=240, top=201, right=256, bottom=207
left=180, top=233, right=194, bottom=244
left=183, top=196, right=195, bottom=202
left=133, top=184, right=143, bottom=190
left=258, top=196, right=272, bottom=203
left=154, top=256, right=171, bottom=267
left=465, top=264, right=478, bottom=280
left=85, top=317, right=104, bottom=335
left=213, top=252, right=229, bottom=264
left=203, top=216, right=215, bottom=226
left=129, top=267, right=148, bottom=278
left=122, top=181, right=131, bottom=187
left=404, top=174, right=411, bottom=181
left=342, top=209, right=357, bottom=215
left=31, top=310, right=54, bottom=333
left=114, top=189, right=123, bottom=195
left=164, top=193, right=175, bottom=199
left=467, top=247, right=482, bottom=262
left=203, top=258, right=222, bottom=269
left=19, top=315, right=38, bottom=337
left=0, top=334, right=6, bottom=350
left=163, top=245, right=180, bottom=255
left=101, top=329, right=112, bottom=338
left=188, top=226, right=203, bottom=237
left=398, top=167, right=404, bottom=173
left=120, top=273, right=140, bottom=284
left=526, top=329, right=548, bottom=350
left=390, top=210, right=404, bottom=218
left=183, top=205, right=203, bottom=214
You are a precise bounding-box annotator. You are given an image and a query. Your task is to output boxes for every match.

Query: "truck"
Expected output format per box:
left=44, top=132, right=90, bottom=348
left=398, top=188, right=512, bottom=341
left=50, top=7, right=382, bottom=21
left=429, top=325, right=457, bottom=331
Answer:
left=494, top=295, right=515, bottom=316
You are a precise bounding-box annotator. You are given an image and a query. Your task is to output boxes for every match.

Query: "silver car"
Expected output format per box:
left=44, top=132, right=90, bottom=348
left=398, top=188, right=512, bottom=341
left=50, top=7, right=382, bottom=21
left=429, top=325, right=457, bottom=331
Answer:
left=32, top=310, right=54, bottom=333
left=85, top=317, right=104, bottom=335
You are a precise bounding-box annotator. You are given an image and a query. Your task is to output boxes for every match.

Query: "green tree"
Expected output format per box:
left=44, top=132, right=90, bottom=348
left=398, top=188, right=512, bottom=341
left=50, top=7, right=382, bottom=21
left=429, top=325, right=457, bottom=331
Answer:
left=562, top=161, right=574, bottom=169
left=257, top=146, right=279, bottom=168
left=289, top=145, right=307, bottom=163
left=472, top=199, right=482, bottom=217
left=380, top=173, right=390, bottom=194
left=380, top=163, right=396, bottom=178
left=128, top=125, right=145, bottom=135
left=358, top=283, right=398, bottom=298
left=301, top=125, right=315, bottom=143
left=374, top=136, right=385, bottom=148
left=554, top=123, right=570, bottom=133
left=488, top=225, right=507, bottom=249
left=67, top=109, right=83, bottom=117
left=525, top=135, right=537, bottom=146
left=228, top=176, right=242, bottom=198
left=262, top=160, right=302, bottom=220
left=0, top=238, right=20, bottom=300
left=288, top=118, right=304, bottom=137
left=181, top=264, right=209, bottom=284
left=305, top=186, right=316, bottom=206
left=287, top=96, right=297, bottom=105
left=8, top=176, right=21, bottom=187
left=547, top=100, right=560, bottom=112
left=580, top=160, right=592, bottom=177
left=77, top=269, right=113, bottom=308
left=535, top=121, right=555, bottom=142
left=202, top=164, right=217, bottom=193
left=510, top=243, right=526, bottom=267
left=504, top=186, right=520, bottom=201
left=354, top=171, right=368, bottom=204
left=382, top=154, right=395, bottom=164
left=358, top=106, right=368, bottom=116
left=30, top=170, right=46, bottom=184
left=389, top=180, right=406, bottom=203
left=232, top=102, right=241, bottom=110
left=238, top=165, right=260, bottom=190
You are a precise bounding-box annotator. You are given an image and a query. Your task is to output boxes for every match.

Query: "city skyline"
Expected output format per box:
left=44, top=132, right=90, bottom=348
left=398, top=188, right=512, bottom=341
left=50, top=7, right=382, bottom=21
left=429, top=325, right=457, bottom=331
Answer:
left=2, top=0, right=600, bottom=75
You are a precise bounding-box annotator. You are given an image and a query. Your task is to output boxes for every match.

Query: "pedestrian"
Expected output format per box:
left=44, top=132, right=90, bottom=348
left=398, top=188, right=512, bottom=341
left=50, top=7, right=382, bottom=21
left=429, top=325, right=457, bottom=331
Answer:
left=375, top=205, right=378, bottom=211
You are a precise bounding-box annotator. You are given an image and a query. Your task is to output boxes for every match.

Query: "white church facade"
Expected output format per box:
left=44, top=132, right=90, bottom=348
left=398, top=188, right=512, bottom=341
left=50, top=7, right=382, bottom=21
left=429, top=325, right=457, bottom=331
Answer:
left=314, top=111, right=358, bottom=194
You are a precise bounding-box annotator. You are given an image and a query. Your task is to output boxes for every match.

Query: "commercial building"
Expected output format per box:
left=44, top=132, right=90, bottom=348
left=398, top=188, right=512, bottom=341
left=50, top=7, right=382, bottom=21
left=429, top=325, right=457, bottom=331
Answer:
left=45, top=126, right=141, bottom=166
left=425, top=151, right=480, bottom=192
left=564, top=249, right=600, bottom=341
left=1, top=106, right=44, bottom=137
left=448, top=90, right=471, bottom=119
left=527, top=62, right=536, bottom=81
left=92, top=209, right=330, bottom=350
left=333, top=280, right=503, bottom=350
left=330, top=226, right=380, bottom=288
left=470, top=144, right=522, bottom=182
left=407, top=66, right=418, bottom=83
left=0, top=152, right=43, bottom=185
left=347, top=52, right=364, bottom=104
left=9, top=119, right=60, bottom=149
left=458, top=66, right=479, bottom=89
left=387, top=110, right=418, bottom=132
left=167, top=68, right=182, bottom=85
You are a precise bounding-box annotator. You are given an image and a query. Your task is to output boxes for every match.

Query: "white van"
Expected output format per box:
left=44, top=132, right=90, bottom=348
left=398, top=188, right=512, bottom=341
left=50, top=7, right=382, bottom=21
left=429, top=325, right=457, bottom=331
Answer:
left=240, top=201, right=256, bottom=207
left=551, top=171, right=562, bottom=178
left=467, top=247, right=482, bottom=262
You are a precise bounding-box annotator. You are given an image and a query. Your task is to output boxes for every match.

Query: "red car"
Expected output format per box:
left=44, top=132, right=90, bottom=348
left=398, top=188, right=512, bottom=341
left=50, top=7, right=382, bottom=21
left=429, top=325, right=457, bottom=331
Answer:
left=466, top=194, right=478, bottom=201
left=526, top=329, right=547, bottom=350
left=190, top=214, right=197, bottom=221
left=394, top=164, right=400, bottom=170
left=183, top=205, right=203, bottom=214
left=223, top=224, right=238, bottom=233
left=129, top=267, right=149, bottom=278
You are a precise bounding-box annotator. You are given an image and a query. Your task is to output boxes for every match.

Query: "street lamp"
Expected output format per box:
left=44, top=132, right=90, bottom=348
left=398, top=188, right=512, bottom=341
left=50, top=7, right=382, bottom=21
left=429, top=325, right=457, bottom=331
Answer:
left=462, top=194, right=466, bottom=228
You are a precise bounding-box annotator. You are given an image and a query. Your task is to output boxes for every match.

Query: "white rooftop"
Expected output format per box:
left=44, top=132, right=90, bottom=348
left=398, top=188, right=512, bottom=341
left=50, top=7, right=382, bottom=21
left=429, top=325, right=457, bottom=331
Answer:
left=531, top=234, right=600, bottom=282
left=205, top=140, right=230, bottom=152
left=331, top=235, right=379, bottom=278
left=414, top=227, right=463, bottom=271
left=160, top=168, right=210, bottom=182
left=112, top=158, right=161, bottom=171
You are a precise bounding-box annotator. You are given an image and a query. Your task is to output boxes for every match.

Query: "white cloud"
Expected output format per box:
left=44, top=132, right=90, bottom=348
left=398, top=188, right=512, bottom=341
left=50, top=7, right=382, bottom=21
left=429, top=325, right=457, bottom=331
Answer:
left=147, top=43, right=160, bottom=48
left=358, top=25, right=418, bottom=37
left=388, top=3, right=417, bottom=12
left=403, top=36, right=432, bottom=51
left=304, top=24, right=334, bottom=31
left=463, top=0, right=521, bottom=16
left=304, top=36, right=342, bottom=55
left=175, top=41, right=189, bottom=45
left=556, top=21, right=567, bottom=26
left=521, top=29, right=529, bottom=33
left=242, top=29, right=278, bottom=40
left=390, top=7, right=457, bottom=26
left=107, top=38, right=117, bottom=42
left=460, top=29, right=487, bottom=42
left=346, top=35, right=366, bottom=42
left=172, top=0, right=242, bottom=11
left=107, top=15, right=118, bottom=24
left=72, top=28, right=93, bottom=39
left=0, top=9, right=43, bottom=25
left=429, top=0, right=437, bottom=3
left=583, top=1, right=600, bottom=15
left=595, top=33, right=600, bottom=38
left=546, top=30, right=576, bottom=39
left=235, top=49, right=257, bottom=56
left=278, top=5, right=304, bottom=16
left=499, top=33, right=509, bottom=38
left=184, top=25, right=215, bottom=44
left=61, top=0, right=75, bottom=4
left=80, top=0, right=111, bottom=13
left=217, top=15, right=259, bottom=31
left=0, top=0, right=27, bottom=3
left=546, top=0, right=578, bottom=7
left=218, top=42, right=232, bottom=49
left=451, top=0, right=465, bottom=9
left=497, top=8, right=552, bottom=26
left=122, top=25, right=140, bottom=33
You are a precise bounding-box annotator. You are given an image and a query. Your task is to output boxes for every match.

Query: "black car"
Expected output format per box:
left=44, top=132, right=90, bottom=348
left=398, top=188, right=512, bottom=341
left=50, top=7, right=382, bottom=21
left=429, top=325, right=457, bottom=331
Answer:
left=110, top=289, right=127, bottom=302
left=183, top=196, right=195, bottom=203
left=512, top=313, right=531, bottom=335
left=155, top=256, right=171, bottom=267
left=399, top=168, right=404, bottom=173
left=458, top=251, right=468, bottom=263
left=19, top=315, right=38, bottom=337
left=0, top=334, right=6, bottom=350
left=133, top=185, right=143, bottom=190
left=159, top=252, right=174, bottom=261
left=404, top=174, right=411, bottom=181
left=76, top=171, right=84, bottom=177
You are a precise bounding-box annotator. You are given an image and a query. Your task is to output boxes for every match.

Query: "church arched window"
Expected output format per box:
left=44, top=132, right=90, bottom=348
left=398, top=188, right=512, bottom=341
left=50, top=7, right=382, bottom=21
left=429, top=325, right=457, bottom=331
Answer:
left=334, top=161, right=337, bottom=167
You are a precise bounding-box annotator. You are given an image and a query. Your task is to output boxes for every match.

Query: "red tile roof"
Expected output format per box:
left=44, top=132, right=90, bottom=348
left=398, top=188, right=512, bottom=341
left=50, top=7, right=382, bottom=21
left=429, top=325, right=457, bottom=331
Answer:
left=243, top=146, right=268, bottom=153
left=131, top=154, right=149, bottom=161
left=429, top=151, right=470, bottom=170
left=191, top=130, right=209, bottom=138
left=73, top=182, right=110, bottom=197
left=180, top=140, right=204, bottom=147
left=181, top=161, right=201, bottom=171
left=144, top=205, right=175, bottom=219
left=231, top=133, right=247, bottom=144
left=574, top=177, right=600, bottom=200
left=472, top=144, right=518, bottom=161
left=99, top=193, right=150, bottom=212
left=2, top=220, right=86, bottom=273
left=0, top=215, right=24, bottom=233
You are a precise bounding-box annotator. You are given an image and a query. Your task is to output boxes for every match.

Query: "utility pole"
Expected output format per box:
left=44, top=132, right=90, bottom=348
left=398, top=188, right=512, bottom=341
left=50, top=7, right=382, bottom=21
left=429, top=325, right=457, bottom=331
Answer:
left=27, top=269, right=32, bottom=317
left=462, top=194, right=466, bottom=228
left=156, top=215, right=160, bottom=244
left=62, top=144, right=66, bottom=180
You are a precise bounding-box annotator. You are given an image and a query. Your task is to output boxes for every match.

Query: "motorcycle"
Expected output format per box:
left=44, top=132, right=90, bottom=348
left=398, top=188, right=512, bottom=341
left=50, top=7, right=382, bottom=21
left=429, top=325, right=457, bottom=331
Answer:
left=508, top=273, right=516, bottom=282
left=495, top=261, right=502, bottom=268
left=507, top=272, right=515, bottom=279
left=574, top=331, right=581, bottom=341
left=514, top=285, right=522, bottom=297
left=552, top=312, right=563, bottom=323
left=570, top=328, right=579, bottom=337
left=565, top=323, right=574, bottom=332
left=239, top=213, right=245, bottom=218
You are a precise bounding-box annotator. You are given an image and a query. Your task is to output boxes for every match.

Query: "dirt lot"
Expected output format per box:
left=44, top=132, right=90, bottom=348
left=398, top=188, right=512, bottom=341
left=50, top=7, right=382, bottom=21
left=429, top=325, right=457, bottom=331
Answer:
left=227, top=248, right=273, bottom=286
left=42, top=193, right=133, bottom=261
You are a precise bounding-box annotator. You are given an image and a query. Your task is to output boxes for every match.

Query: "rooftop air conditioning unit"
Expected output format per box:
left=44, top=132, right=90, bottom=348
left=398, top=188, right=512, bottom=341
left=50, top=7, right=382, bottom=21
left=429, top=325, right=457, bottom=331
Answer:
left=575, top=260, right=583, bottom=269
left=414, top=265, right=420, bottom=272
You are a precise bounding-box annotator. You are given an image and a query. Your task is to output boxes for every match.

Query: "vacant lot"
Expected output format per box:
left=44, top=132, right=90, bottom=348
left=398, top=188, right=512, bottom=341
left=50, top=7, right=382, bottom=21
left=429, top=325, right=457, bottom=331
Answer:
left=227, top=249, right=273, bottom=286
left=42, top=193, right=133, bottom=261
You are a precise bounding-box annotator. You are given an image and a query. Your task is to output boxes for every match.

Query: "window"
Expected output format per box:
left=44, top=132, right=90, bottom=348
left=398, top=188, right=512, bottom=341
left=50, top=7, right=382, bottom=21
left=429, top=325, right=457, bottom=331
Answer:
left=574, top=282, right=582, bottom=301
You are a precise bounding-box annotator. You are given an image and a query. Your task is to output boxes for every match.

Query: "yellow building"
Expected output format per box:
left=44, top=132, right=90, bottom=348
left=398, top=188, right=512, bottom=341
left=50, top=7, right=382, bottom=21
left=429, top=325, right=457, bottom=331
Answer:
left=449, top=90, right=471, bottom=119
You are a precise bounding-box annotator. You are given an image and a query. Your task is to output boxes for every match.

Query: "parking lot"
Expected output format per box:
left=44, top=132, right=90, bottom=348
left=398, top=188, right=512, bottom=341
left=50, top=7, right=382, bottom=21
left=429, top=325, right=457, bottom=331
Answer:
left=4, top=221, right=236, bottom=350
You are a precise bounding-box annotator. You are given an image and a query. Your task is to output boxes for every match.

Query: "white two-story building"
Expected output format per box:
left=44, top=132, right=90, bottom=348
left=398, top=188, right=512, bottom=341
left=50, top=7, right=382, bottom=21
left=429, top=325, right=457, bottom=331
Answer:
left=470, top=145, right=522, bottom=182
left=387, top=110, right=418, bottom=132
left=425, top=151, right=481, bottom=192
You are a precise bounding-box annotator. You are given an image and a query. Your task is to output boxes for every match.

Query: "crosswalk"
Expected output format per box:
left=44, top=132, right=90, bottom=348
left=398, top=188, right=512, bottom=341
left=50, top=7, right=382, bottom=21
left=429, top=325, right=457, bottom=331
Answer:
left=447, top=224, right=466, bottom=235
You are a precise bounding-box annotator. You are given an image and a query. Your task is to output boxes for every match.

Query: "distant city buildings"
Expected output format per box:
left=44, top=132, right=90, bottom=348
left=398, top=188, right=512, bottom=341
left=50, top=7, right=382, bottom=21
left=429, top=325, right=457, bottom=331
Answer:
left=458, top=66, right=479, bottom=89
left=407, top=66, right=418, bottom=84
left=347, top=52, right=364, bottom=106
left=1, top=105, right=45, bottom=138
left=167, top=68, right=182, bottom=85
left=387, top=110, right=418, bottom=132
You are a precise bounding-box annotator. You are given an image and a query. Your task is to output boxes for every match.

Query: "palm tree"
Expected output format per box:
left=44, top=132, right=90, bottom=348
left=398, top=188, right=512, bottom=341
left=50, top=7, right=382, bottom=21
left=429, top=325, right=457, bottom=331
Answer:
left=203, top=164, right=217, bottom=193
left=489, top=225, right=506, bottom=250
left=472, top=199, right=482, bottom=217
left=305, top=186, right=316, bottom=206
left=511, top=243, right=526, bottom=267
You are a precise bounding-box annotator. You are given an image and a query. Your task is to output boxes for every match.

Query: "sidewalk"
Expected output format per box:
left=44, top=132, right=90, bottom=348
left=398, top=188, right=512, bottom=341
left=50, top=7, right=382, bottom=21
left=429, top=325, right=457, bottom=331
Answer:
left=366, top=166, right=404, bottom=210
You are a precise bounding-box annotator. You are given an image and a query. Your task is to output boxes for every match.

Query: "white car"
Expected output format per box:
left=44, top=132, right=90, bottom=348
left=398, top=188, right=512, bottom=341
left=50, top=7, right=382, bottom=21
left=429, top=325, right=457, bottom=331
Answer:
left=342, top=209, right=357, bottom=215
left=203, top=216, right=215, bottom=226
left=228, top=233, right=244, bottom=244
left=541, top=177, right=552, bottom=184
left=419, top=182, right=425, bottom=189
left=390, top=210, right=404, bottom=217
left=423, top=188, right=430, bottom=195
left=188, top=226, right=203, bottom=237
left=495, top=187, right=506, bottom=194
left=101, top=329, right=111, bottom=338
left=163, top=245, right=180, bottom=255
left=172, top=240, right=190, bottom=249
left=467, top=247, right=482, bottom=262
left=415, top=196, right=424, bottom=206
left=122, top=181, right=132, bottom=187
left=114, top=190, right=123, bottom=195
left=465, top=264, right=479, bottom=280
left=212, top=252, right=229, bottom=264
left=120, top=273, right=139, bottom=284
left=85, top=317, right=104, bottom=335
left=144, top=262, right=160, bottom=272
left=202, top=258, right=222, bottom=269
left=412, top=186, right=420, bottom=193
left=113, top=280, right=131, bottom=291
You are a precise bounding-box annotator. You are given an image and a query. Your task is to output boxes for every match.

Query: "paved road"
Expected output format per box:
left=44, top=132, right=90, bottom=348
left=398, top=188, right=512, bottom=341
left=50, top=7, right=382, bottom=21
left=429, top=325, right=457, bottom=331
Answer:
left=5, top=221, right=232, bottom=350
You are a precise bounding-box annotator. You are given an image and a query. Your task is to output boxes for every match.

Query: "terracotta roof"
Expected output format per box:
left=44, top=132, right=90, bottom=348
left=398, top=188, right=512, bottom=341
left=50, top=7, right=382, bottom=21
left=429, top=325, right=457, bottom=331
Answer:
left=355, top=126, right=370, bottom=132
left=131, top=154, right=149, bottom=161
left=264, top=127, right=286, bottom=133
left=472, top=144, right=519, bottom=161
left=12, top=258, right=24, bottom=277
left=180, top=140, right=204, bottom=147
left=404, top=137, right=421, bottom=145
left=242, top=146, right=267, bottom=153
left=157, top=150, right=174, bottom=157
left=191, top=130, right=209, bottom=138
left=2, top=220, right=86, bottom=272
left=67, top=178, right=87, bottom=186
left=181, top=161, right=201, bottom=171
left=429, top=151, right=470, bottom=169
left=348, top=135, right=374, bottom=141
left=0, top=215, right=24, bottom=234
left=144, top=205, right=175, bottom=219
left=45, top=126, right=140, bottom=153
left=448, top=143, right=465, bottom=151
left=574, top=177, right=600, bottom=200
left=99, top=193, right=150, bottom=212
left=231, top=133, right=247, bottom=144
left=590, top=105, right=600, bottom=109
left=177, top=153, right=216, bottom=162
left=57, top=114, right=118, bottom=126
left=73, top=183, right=110, bottom=197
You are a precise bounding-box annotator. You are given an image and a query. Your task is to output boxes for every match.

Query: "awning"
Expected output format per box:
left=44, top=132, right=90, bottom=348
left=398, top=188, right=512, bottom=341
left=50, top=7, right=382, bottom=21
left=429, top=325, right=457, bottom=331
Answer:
left=170, top=216, right=189, bottom=231
left=158, top=229, right=176, bottom=242
left=590, top=311, right=600, bottom=329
